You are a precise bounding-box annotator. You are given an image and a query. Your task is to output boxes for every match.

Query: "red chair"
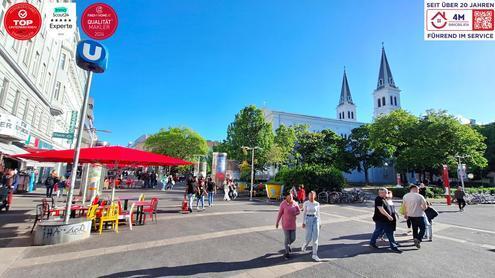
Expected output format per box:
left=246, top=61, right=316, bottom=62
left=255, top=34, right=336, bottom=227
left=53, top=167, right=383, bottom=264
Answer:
left=143, top=197, right=158, bottom=224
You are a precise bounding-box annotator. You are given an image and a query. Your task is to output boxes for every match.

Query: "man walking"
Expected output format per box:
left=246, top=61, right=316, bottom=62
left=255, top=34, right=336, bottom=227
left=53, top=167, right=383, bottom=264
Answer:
left=403, top=185, right=428, bottom=249
left=370, top=188, right=401, bottom=252
left=455, top=186, right=466, bottom=212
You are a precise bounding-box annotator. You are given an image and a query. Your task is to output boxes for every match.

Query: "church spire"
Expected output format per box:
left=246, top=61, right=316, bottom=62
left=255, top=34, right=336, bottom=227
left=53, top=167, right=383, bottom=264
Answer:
left=339, top=68, right=353, bottom=105
left=376, top=45, right=397, bottom=90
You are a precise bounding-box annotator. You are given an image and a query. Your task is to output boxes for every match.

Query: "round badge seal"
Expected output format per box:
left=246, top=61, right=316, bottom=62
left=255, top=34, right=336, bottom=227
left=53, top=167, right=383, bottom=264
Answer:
left=3, top=3, right=42, bottom=40
left=81, top=3, right=118, bottom=40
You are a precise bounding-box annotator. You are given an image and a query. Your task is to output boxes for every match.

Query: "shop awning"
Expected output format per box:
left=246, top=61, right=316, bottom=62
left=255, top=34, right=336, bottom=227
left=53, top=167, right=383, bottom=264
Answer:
left=0, top=141, right=28, bottom=156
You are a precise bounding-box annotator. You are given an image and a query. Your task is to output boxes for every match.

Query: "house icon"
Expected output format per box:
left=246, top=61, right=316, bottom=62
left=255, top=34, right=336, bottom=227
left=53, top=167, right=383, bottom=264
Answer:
left=431, top=11, right=448, bottom=29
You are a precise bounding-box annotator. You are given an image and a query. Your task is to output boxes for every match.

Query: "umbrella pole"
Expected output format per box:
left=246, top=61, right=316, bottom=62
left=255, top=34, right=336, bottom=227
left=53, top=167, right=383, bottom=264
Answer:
left=64, top=71, right=93, bottom=224
left=111, top=162, right=118, bottom=202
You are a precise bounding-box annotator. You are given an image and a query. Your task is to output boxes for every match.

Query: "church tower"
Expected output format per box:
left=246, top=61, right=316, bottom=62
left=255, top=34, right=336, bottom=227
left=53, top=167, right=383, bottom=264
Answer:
left=336, top=69, right=356, bottom=122
left=373, top=46, right=401, bottom=118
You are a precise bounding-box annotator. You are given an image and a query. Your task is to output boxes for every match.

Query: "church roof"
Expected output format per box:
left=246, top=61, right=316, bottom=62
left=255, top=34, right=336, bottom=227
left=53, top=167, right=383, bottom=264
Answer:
left=376, top=46, right=397, bottom=90
left=339, top=69, right=354, bottom=105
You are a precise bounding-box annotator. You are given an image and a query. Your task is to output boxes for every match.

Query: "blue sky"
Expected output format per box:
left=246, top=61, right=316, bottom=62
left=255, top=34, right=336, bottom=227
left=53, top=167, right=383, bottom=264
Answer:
left=77, top=0, right=494, bottom=145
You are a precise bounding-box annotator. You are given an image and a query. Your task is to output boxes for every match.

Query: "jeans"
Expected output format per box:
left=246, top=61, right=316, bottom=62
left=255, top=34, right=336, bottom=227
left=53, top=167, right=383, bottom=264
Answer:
left=409, top=216, right=426, bottom=242
left=304, top=216, right=320, bottom=255
left=424, top=215, right=432, bottom=240
left=283, top=229, right=296, bottom=254
left=187, top=193, right=195, bottom=210
left=208, top=192, right=214, bottom=206
left=370, top=221, right=398, bottom=249
left=457, top=198, right=466, bottom=210
left=196, top=195, right=204, bottom=209
left=46, top=186, right=53, bottom=198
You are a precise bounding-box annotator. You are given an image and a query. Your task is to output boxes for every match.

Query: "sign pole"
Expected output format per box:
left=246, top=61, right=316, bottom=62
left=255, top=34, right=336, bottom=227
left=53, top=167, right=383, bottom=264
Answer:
left=63, top=71, right=93, bottom=224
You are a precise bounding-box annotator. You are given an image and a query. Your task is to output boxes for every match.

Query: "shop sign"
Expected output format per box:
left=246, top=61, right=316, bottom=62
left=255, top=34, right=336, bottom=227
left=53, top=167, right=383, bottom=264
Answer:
left=3, top=2, right=42, bottom=40
left=0, top=113, right=30, bottom=142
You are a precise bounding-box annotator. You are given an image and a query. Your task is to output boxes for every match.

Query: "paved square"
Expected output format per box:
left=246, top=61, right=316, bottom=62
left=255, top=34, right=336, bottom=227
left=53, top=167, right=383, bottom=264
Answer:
left=1, top=186, right=495, bottom=278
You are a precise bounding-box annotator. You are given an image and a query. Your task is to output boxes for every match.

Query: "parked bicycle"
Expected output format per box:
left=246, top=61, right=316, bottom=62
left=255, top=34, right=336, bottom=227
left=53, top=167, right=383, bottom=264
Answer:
left=464, top=193, right=495, bottom=205
left=318, top=188, right=371, bottom=204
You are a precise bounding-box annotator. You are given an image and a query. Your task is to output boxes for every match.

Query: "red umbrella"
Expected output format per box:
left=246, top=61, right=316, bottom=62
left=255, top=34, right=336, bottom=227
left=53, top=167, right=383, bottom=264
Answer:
left=12, top=146, right=192, bottom=166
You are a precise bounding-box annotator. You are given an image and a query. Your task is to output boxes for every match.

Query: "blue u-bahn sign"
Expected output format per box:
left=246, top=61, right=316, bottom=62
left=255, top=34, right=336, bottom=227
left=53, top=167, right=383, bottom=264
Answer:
left=76, top=39, right=108, bottom=73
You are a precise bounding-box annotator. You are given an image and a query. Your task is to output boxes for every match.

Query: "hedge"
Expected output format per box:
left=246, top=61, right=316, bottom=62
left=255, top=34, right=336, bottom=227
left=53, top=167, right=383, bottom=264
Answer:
left=273, top=165, right=345, bottom=193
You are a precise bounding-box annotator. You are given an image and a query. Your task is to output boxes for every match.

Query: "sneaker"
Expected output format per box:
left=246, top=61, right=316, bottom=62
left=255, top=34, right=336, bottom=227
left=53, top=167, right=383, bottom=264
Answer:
left=391, top=247, right=402, bottom=253
left=370, top=243, right=379, bottom=249
left=414, top=239, right=421, bottom=249
left=312, top=255, right=321, bottom=262
left=288, top=246, right=292, bottom=253
left=301, top=243, right=307, bottom=252
left=284, top=253, right=291, bottom=259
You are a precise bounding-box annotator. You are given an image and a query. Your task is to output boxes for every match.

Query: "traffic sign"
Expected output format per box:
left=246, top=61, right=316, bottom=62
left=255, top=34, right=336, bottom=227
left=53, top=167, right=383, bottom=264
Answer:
left=52, top=132, right=74, bottom=140
left=76, top=40, right=108, bottom=73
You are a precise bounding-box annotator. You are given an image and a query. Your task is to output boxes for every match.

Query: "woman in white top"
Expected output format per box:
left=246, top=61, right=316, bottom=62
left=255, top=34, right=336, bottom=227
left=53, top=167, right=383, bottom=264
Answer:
left=301, top=191, right=321, bottom=262
left=223, top=179, right=230, bottom=201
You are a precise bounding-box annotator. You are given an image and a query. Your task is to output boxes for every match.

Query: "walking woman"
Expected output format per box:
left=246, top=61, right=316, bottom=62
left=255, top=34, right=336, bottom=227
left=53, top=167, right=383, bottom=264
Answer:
left=301, top=191, right=321, bottom=261
left=206, top=177, right=216, bottom=207
left=184, top=177, right=195, bottom=213
left=196, top=177, right=206, bottom=210
left=276, top=192, right=301, bottom=259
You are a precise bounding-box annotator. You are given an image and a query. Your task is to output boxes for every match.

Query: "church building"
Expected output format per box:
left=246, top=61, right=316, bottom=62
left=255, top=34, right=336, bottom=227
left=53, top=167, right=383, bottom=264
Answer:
left=264, top=46, right=400, bottom=184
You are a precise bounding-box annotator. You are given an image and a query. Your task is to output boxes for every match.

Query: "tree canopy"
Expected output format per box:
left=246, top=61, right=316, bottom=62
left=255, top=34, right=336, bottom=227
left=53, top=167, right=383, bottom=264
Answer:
left=144, top=127, right=208, bottom=161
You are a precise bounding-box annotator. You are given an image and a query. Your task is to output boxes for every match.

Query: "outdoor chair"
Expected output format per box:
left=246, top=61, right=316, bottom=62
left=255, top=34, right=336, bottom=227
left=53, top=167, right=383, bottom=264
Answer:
left=143, top=197, right=158, bottom=224
left=31, top=204, right=45, bottom=233
left=118, top=202, right=135, bottom=230
left=98, top=203, right=119, bottom=234
left=86, top=204, right=99, bottom=231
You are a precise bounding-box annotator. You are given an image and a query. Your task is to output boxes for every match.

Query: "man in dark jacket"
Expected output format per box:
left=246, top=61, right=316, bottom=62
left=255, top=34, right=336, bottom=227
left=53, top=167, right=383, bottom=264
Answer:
left=45, top=171, right=59, bottom=198
left=369, top=188, right=401, bottom=252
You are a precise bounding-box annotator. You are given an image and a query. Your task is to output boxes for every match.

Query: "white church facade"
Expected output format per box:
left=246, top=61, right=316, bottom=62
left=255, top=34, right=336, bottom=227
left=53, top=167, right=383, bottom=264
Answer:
left=264, top=47, right=400, bottom=184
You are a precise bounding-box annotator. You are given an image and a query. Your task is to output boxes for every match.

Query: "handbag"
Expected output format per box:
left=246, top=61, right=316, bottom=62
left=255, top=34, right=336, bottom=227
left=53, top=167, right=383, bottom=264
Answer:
left=425, top=206, right=439, bottom=221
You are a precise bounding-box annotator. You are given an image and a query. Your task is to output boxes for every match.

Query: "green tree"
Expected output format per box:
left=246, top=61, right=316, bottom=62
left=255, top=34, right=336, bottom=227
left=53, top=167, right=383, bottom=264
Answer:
left=224, top=105, right=274, bottom=169
left=348, top=124, right=387, bottom=184
left=273, top=125, right=297, bottom=165
left=294, top=129, right=347, bottom=170
left=144, top=127, right=208, bottom=161
left=476, top=123, right=495, bottom=174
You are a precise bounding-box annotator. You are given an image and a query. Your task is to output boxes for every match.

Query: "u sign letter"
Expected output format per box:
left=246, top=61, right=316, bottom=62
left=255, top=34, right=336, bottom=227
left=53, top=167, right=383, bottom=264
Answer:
left=76, top=40, right=108, bottom=73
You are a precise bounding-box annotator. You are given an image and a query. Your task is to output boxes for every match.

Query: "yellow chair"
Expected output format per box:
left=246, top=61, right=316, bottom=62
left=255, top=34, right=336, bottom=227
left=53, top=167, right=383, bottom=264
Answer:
left=138, top=193, right=145, bottom=201
left=86, top=204, right=99, bottom=231
left=98, top=203, right=119, bottom=234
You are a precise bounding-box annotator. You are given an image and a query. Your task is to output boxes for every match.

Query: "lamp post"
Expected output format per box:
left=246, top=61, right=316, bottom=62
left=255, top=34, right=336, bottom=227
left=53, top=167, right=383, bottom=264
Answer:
left=242, top=146, right=261, bottom=201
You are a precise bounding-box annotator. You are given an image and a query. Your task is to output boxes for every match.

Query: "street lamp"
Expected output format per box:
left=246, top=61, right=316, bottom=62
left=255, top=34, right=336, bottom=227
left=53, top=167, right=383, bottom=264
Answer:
left=242, top=146, right=261, bottom=201
left=455, top=153, right=470, bottom=191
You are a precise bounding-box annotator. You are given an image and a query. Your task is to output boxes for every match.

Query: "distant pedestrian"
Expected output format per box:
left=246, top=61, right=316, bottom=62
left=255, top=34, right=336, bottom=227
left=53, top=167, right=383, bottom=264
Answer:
left=196, top=177, right=206, bottom=210
left=297, top=185, right=306, bottom=204
left=44, top=171, right=59, bottom=198
left=301, top=191, right=321, bottom=262
left=403, top=185, right=428, bottom=249
left=276, top=192, right=301, bottom=259
left=206, top=177, right=216, bottom=207
left=419, top=183, right=427, bottom=198
left=185, top=177, right=195, bottom=213
left=454, top=186, right=466, bottom=212
left=290, top=185, right=298, bottom=202
left=223, top=179, right=230, bottom=201
left=370, top=188, right=401, bottom=252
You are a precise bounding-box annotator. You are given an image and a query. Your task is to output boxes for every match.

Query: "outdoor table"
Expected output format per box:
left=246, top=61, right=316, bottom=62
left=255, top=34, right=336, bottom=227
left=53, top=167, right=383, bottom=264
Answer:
left=117, top=195, right=139, bottom=210
left=132, top=201, right=152, bottom=225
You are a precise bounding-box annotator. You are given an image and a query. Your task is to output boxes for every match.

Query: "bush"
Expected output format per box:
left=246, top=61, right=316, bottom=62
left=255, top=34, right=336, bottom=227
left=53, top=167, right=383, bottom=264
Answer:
left=274, top=165, right=345, bottom=193
left=387, top=187, right=408, bottom=198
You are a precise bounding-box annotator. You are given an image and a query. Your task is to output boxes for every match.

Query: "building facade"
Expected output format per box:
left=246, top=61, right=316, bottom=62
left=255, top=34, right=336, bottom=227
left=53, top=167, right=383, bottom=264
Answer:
left=264, top=47, right=400, bottom=184
left=0, top=0, right=93, bottom=181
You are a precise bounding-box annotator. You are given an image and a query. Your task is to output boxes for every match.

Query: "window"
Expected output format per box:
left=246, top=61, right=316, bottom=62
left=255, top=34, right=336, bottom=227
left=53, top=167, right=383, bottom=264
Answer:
left=12, top=39, right=20, bottom=52
left=390, top=96, right=393, bottom=106
left=0, top=78, right=8, bottom=107
left=11, top=90, right=20, bottom=115
left=394, top=96, right=397, bottom=106
left=53, top=81, right=61, bottom=101
left=39, top=63, right=46, bottom=86
left=32, top=51, right=40, bottom=76
left=378, top=98, right=381, bottom=107
left=23, top=99, right=29, bottom=121
left=382, top=96, right=386, bottom=106
left=348, top=111, right=350, bottom=119
left=60, top=53, right=66, bottom=70
left=44, top=72, right=52, bottom=94
left=351, top=112, right=354, bottom=119
left=31, top=106, right=37, bottom=126
left=38, top=111, right=43, bottom=129
left=23, top=41, right=32, bottom=65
